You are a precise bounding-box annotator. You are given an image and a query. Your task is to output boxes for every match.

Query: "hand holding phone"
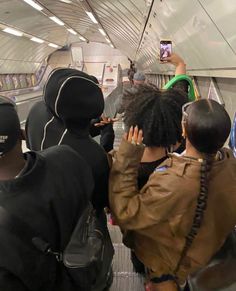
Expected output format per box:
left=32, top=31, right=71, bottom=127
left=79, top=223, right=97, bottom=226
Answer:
left=160, top=40, right=172, bottom=62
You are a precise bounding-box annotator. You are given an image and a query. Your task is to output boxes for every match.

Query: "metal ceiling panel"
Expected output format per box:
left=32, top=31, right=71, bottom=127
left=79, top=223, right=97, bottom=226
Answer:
left=137, top=0, right=236, bottom=73
left=0, top=31, right=54, bottom=73
left=0, top=0, right=67, bottom=44
left=88, top=0, right=148, bottom=59
left=199, top=0, right=236, bottom=53
left=38, top=0, right=104, bottom=42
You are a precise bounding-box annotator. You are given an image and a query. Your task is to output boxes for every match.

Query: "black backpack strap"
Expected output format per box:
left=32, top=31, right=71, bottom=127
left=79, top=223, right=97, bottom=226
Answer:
left=0, top=206, right=53, bottom=254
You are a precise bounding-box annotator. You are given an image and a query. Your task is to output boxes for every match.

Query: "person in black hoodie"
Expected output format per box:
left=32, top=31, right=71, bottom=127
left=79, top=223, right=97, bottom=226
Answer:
left=0, top=96, right=93, bottom=291
left=26, top=69, right=110, bottom=211
left=25, top=68, right=114, bottom=290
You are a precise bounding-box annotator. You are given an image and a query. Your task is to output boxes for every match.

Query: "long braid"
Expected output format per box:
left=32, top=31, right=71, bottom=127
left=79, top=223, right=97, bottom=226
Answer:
left=174, top=154, right=214, bottom=276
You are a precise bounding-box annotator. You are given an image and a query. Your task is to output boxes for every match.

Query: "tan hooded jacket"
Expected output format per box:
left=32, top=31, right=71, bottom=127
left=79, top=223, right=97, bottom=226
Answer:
left=109, top=139, right=236, bottom=282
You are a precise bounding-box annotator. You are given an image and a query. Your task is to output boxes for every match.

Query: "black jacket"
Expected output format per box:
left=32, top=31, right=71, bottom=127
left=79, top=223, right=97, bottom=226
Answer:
left=26, top=69, right=110, bottom=210
left=0, top=145, right=93, bottom=291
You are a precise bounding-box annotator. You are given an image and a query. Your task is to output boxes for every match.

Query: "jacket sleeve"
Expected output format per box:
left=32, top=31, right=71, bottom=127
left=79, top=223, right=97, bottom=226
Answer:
left=172, top=80, right=189, bottom=94
left=0, top=269, right=29, bottom=291
left=109, top=139, right=174, bottom=230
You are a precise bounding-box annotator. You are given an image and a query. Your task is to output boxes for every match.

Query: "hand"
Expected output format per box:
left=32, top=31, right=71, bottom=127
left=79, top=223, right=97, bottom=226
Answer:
left=124, top=125, right=143, bottom=145
left=94, top=115, right=119, bottom=127
left=161, top=53, right=185, bottom=67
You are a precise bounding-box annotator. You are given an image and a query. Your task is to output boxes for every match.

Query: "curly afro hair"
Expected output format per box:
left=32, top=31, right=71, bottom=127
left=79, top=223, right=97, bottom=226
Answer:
left=123, top=84, right=188, bottom=147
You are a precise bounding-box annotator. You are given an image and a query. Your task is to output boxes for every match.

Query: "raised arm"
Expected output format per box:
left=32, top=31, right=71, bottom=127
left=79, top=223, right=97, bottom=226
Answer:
left=163, top=53, right=186, bottom=75
left=163, top=53, right=188, bottom=93
left=109, top=126, right=173, bottom=230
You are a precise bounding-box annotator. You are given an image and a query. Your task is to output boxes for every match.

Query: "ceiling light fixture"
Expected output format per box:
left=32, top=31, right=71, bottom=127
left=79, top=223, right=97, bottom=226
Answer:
left=49, top=16, right=64, bottom=26
left=79, top=36, right=86, bottom=41
left=67, top=28, right=77, bottom=35
left=105, top=38, right=111, bottom=43
left=85, top=11, right=98, bottom=24
left=99, top=28, right=106, bottom=36
left=48, top=43, right=59, bottom=48
left=110, top=44, right=114, bottom=48
left=59, top=0, right=72, bottom=3
left=30, top=36, right=44, bottom=43
left=3, top=27, right=23, bottom=37
left=23, top=0, right=43, bottom=11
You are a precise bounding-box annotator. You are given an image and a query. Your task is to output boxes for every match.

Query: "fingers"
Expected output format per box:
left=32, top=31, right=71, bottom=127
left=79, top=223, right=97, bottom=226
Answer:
left=94, top=123, right=105, bottom=127
left=137, top=129, right=143, bottom=145
left=133, top=125, right=139, bottom=143
left=127, top=126, right=133, bottom=142
left=125, top=126, right=143, bottom=145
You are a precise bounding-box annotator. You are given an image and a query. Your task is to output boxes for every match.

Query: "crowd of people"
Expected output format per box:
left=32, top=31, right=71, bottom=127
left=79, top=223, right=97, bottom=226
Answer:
left=0, top=52, right=235, bottom=291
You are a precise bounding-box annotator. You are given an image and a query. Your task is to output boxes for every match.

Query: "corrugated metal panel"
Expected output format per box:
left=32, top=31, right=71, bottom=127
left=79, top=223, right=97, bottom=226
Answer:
left=89, top=0, right=147, bottom=59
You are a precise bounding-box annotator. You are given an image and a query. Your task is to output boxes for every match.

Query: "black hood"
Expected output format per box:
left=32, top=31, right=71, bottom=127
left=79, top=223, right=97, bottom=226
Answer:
left=43, top=68, right=104, bottom=123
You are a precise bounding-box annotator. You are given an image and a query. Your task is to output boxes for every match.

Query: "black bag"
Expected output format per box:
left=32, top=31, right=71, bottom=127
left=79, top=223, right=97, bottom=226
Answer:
left=0, top=203, right=114, bottom=291
left=61, top=203, right=114, bottom=290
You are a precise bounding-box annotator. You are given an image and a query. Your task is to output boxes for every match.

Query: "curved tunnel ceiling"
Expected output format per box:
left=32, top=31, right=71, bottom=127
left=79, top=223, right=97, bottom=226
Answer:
left=0, top=0, right=236, bottom=76
left=0, top=0, right=149, bottom=73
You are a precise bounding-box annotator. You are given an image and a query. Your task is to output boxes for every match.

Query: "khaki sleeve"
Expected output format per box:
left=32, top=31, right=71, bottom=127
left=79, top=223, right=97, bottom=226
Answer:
left=109, top=139, right=173, bottom=230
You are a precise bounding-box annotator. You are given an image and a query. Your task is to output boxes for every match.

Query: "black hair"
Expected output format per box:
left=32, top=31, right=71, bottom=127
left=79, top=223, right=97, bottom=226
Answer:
left=175, top=99, right=231, bottom=276
left=185, top=99, right=231, bottom=154
left=123, top=84, right=188, bottom=147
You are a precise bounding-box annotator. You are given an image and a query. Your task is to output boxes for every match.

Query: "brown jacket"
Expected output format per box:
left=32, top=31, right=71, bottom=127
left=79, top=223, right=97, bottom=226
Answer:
left=109, top=139, right=236, bottom=282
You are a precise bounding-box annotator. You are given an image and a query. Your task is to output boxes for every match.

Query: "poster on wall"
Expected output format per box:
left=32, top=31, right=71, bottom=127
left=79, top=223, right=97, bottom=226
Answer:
left=0, top=75, right=7, bottom=91
left=0, top=77, right=3, bottom=91
left=12, top=75, right=20, bottom=89
left=31, top=74, right=36, bottom=86
left=19, top=74, right=27, bottom=88
left=26, top=74, right=32, bottom=87
left=5, top=75, right=14, bottom=90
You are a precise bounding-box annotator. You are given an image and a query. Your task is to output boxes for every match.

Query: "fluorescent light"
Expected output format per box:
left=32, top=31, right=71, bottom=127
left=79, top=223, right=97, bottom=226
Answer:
left=110, top=44, right=114, bottom=48
left=59, top=0, right=72, bottom=3
left=49, top=16, right=64, bottom=26
left=86, top=11, right=98, bottom=24
left=79, top=36, right=86, bottom=41
left=48, top=43, right=59, bottom=48
left=3, top=27, right=23, bottom=37
left=23, top=0, right=43, bottom=11
left=67, top=28, right=77, bottom=35
left=99, top=28, right=106, bottom=36
left=30, top=37, right=44, bottom=43
left=105, top=38, right=111, bottom=43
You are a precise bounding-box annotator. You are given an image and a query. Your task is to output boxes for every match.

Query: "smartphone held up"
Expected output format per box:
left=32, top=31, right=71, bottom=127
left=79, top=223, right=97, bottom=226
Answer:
left=160, top=40, right=172, bottom=61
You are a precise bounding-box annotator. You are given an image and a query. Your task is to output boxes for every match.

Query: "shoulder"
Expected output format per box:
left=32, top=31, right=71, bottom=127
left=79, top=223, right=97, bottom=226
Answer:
left=40, top=145, right=91, bottom=171
left=40, top=144, right=76, bottom=158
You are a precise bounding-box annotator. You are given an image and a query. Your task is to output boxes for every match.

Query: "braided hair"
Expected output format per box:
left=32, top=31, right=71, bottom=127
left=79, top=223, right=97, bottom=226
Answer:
left=123, top=84, right=188, bottom=147
left=175, top=99, right=231, bottom=275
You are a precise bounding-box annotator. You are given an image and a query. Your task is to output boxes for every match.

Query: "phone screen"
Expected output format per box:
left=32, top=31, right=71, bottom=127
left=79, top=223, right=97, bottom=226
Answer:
left=160, top=40, right=172, bottom=61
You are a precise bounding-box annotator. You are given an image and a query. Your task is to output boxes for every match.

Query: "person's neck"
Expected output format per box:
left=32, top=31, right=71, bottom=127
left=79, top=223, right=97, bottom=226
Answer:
left=0, top=153, right=26, bottom=180
left=141, top=146, right=167, bottom=163
left=185, top=140, right=204, bottom=160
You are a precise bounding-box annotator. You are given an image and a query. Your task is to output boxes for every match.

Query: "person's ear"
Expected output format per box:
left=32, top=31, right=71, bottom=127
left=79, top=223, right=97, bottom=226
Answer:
left=182, top=121, right=186, bottom=138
